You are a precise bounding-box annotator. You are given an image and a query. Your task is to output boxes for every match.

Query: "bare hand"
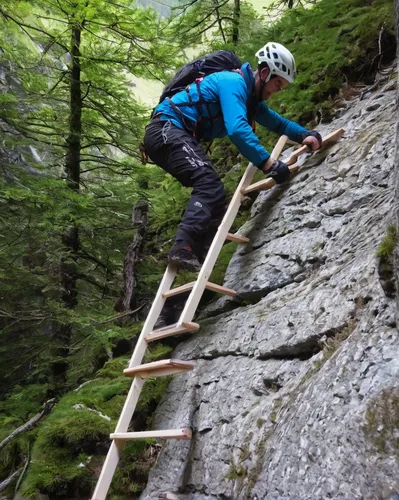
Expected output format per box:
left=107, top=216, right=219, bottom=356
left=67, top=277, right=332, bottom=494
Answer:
left=302, top=135, right=321, bottom=151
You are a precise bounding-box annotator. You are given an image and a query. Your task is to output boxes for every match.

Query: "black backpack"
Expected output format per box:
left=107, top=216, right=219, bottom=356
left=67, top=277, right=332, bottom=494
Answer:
left=158, top=50, right=243, bottom=103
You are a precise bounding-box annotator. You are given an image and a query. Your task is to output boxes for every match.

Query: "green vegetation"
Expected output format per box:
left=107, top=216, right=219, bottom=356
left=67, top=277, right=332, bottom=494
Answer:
left=13, top=357, right=169, bottom=497
left=376, top=225, right=397, bottom=298
left=265, top=0, right=395, bottom=123
left=363, top=388, right=399, bottom=458
left=377, top=225, right=397, bottom=258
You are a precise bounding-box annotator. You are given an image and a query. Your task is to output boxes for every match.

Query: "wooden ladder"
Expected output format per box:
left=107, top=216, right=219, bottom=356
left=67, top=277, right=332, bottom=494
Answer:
left=91, top=128, right=344, bottom=499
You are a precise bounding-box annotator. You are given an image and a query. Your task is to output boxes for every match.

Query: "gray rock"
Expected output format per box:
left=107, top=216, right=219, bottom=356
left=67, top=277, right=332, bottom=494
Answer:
left=140, top=80, right=399, bottom=499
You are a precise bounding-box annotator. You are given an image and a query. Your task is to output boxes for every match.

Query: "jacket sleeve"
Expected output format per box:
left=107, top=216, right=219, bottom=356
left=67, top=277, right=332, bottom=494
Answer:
left=216, top=73, right=270, bottom=168
left=255, top=103, right=308, bottom=143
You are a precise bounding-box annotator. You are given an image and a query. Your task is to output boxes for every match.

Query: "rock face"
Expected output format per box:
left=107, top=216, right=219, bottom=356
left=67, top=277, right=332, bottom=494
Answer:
left=140, top=77, right=399, bottom=499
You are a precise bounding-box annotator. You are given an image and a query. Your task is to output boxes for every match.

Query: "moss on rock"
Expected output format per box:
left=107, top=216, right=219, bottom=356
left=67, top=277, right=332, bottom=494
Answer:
left=363, top=387, right=399, bottom=458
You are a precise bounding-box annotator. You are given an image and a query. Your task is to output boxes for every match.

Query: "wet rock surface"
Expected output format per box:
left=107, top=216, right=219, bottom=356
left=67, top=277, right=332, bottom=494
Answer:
left=140, top=79, right=399, bottom=499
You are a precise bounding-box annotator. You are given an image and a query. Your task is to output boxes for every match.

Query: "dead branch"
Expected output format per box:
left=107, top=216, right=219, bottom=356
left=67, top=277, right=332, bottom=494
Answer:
left=0, top=399, right=56, bottom=451
left=0, top=468, right=23, bottom=492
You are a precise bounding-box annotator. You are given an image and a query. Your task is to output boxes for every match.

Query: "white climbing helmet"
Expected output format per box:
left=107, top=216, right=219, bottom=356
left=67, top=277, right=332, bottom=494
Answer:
left=255, top=42, right=296, bottom=84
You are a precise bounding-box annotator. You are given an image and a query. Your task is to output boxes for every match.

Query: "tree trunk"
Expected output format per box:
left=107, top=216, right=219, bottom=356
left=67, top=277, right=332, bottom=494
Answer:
left=212, top=0, right=226, bottom=44
left=54, top=20, right=82, bottom=386
left=232, top=0, right=240, bottom=46
left=115, top=202, right=148, bottom=315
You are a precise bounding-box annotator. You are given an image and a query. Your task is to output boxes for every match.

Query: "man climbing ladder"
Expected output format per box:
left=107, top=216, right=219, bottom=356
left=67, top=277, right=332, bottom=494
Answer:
left=91, top=41, right=345, bottom=499
left=92, top=126, right=344, bottom=500
left=143, top=42, right=322, bottom=326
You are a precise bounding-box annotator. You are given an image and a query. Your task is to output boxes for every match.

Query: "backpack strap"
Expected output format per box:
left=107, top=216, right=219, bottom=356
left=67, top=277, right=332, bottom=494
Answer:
left=166, top=97, right=197, bottom=134
left=166, top=68, right=253, bottom=139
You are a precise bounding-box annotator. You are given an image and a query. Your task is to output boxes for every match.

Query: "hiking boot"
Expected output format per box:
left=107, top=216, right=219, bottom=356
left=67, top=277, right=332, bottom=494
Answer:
left=168, top=245, right=202, bottom=272
left=153, top=314, right=174, bottom=330
left=153, top=299, right=185, bottom=330
left=153, top=302, right=176, bottom=330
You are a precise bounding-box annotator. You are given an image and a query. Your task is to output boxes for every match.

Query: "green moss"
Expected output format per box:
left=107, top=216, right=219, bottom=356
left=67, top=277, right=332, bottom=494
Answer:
left=95, top=357, right=129, bottom=379
left=109, top=441, right=157, bottom=498
left=269, top=397, right=283, bottom=424
left=363, top=388, right=399, bottom=457
left=243, top=431, right=271, bottom=498
left=209, top=242, right=238, bottom=285
left=256, top=418, right=266, bottom=429
left=376, top=225, right=397, bottom=258
left=0, top=384, right=49, bottom=423
left=226, top=461, right=246, bottom=480
left=261, top=0, right=395, bottom=126
left=20, top=357, right=172, bottom=497
left=144, top=343, right=173, bottom=363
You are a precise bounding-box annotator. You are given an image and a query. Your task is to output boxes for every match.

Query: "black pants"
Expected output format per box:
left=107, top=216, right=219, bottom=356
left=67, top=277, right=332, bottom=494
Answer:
left=144, top=119, right=226, bottom=262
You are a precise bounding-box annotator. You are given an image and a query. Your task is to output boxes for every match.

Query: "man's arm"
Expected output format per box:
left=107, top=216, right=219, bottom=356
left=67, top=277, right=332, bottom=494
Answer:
left=256, top=103, right=322, bottom=151
left=216, top=72, right=271, bottom=168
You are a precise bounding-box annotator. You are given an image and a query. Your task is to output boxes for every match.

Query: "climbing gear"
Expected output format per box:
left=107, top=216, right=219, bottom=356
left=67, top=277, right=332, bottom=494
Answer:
left=264, top=159, right=291, bottom=184
left=256, top=42, right=296, bottom=84
left=91, top=128, right=345, bottom=500
left=157, top=50, right=243, bottom=140
left=159, top=50, right=242, bottom=104
left=168, top=245, right=202, bottom=273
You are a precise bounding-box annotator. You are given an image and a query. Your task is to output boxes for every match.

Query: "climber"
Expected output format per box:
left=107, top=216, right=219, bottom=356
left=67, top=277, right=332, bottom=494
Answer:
left=143, top=42, right=322, bottom=326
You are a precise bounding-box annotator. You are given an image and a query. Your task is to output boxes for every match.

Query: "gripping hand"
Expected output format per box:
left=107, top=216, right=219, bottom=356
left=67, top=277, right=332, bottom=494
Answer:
left=262, top=159, right=290, bottom=184
left=300, top=130, right=322, bottom=151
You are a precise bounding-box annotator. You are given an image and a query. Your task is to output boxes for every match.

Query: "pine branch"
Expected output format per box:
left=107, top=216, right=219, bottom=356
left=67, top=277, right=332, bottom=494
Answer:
left=76, top=272, right=110, bottom=294
left=0, top=7, right=70, bottom=53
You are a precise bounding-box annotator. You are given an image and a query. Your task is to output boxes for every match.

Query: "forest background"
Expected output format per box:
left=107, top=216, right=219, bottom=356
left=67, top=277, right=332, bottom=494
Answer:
left=0, top=0, right=396, bottom=498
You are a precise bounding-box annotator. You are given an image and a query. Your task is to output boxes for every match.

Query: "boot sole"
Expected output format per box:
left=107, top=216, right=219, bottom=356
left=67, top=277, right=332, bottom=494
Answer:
left=168, top=256, right=201, bottom=273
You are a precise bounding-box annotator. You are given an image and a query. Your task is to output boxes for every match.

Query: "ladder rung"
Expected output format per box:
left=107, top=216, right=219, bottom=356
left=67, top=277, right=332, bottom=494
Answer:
left=163, top=282, right=195, bottom=297
left=226, top=232, right=250, bottom=243
left=205, top=282, right=236, bottom=296
left=145, top=322, right=200, bottom=343
left=242, top=177, right=275, bottom=195
left=286, top=127, right=345, bottom=165
left=242, top=163, right=299, bottom=195
left=124, top=359, right=195, bottom=378
left=111, top=428, right=192, bottom=440
left=163, top=281, right=236, bottom=298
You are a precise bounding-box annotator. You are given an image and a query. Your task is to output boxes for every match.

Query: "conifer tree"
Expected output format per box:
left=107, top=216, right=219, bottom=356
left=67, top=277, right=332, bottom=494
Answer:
left=0, top=0, right=179, bottom=391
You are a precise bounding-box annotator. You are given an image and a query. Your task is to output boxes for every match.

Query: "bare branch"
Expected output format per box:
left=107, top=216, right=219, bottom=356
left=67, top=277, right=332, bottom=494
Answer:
left=0, top=399, right=56, bottom=451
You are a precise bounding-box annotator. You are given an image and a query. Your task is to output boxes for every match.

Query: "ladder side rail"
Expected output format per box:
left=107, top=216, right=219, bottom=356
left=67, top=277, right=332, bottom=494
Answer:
left=92, top=266, right=177, bottom=500
left=179, top=135, right=288, bottom=324
left=178, top=163, right=257, bottom=323
left=92, top=134, right=289, bottom=499
left=128, top=265, right=177, bottom=368
left=91, top=378, right=145, bottom=500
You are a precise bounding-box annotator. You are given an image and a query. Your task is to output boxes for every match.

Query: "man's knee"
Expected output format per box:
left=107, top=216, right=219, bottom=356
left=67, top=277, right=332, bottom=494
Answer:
left=197, top=174, right=225, bottom=205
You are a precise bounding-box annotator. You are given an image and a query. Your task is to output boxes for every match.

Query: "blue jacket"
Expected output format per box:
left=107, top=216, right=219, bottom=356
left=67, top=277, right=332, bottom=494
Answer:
left=153, top=62, right=308, bottom=168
